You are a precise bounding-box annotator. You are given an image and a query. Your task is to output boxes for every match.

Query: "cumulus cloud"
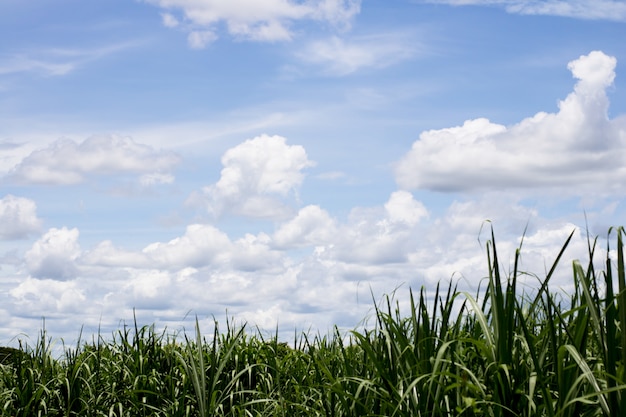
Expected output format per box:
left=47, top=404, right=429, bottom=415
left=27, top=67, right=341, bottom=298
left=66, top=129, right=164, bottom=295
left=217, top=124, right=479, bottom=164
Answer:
left=384, top=190, right=429, bottom=226
left=423, top=0, right=626, bottom=21
left=9, top=134, right=180, bottom=185
left=231, top=233, right=284, bottom=271
left=142, top=224, right=232, bottom=269
left=395, top=50, right=626, bottom=194
left=84, top=224, right=284, bottom=272
left=25, top=227, right=81, bottom=280
left=143, top=0, right=361, bottom=46
left=0, top=195, right=42, bottom=240
left=121, top=269, right=174, bottom=309
left=313, top=191, right=429, bottom=265
left=190, top=134, right=314, bottom=218
left=81, top=240, right=148, bottom=267
left=83, top=224, right=230, bottom=269
left=2, top=191, right=598, bottom=345
left=273, top=205, right=338, bottom=248
left=10, top=278, right=86, bottom=315
left=297, top=32, right=418, bottom=75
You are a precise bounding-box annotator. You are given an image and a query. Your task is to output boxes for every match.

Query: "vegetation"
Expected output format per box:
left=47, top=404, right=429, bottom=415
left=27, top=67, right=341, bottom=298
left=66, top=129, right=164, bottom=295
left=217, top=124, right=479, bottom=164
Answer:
left=2, top=226, right=626, bottom=416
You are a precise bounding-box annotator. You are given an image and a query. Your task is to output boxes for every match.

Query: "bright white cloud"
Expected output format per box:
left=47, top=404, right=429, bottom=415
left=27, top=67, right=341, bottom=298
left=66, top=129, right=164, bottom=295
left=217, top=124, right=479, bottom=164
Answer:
left=273, top=205, right=338, bottom=248
left=10, top=134, right=180, bottom=185
left=298, top=33, right=418, bottom=75
left=10, top=278, right=86, bottom=315
left=81, top=240, right=148, bottom=267
left=2, top=191, right=598, bottom=346
left=25, top=227, right=81, bottom=281
left=424, top=0, right=626, bottom=21
left=84, top=224, right=283, bottom=272
left=315, top=192, right=428, bottom=265
left=384, top=190, right=429, bottom=226
left=142, top=224, right=232, bottom=269
left=84, top=225, right=231, bottom=269
left=231, top=233, right=284, bottom=271
left=395, top=50, right=626, bottom=194
left=191, top=134, right=314, bottom=218
left=0, top=195, right=42, bottom=240
left=143, top=0, right=361, bottom=46
left=121, top=269, right=173, bottom=308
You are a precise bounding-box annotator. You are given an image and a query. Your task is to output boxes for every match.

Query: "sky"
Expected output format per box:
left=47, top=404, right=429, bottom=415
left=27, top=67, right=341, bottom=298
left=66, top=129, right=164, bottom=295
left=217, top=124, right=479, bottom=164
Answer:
left=1, top=0, right=626, bottom=347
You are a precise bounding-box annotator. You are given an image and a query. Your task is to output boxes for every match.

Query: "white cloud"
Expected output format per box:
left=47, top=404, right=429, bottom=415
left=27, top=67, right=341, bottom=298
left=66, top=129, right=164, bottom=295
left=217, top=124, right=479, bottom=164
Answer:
left=315, top=191, right=428, bottom=265
left=25, top=227, right=81, bottom=281
left=231, top=233, right=284, bottom=271
left=10, top=134, right=180, bottom=185
left=1, top=191, right=599, bottom=346
left=424, top=0, right=626, bottom=21
left=384, top=190, right=429, bottom=226
left=273, top=205, right=338, bottom=248
left=121, top=269, right=173, bottom=308
left=81, top=240, right=148, bottom=267
left=143, top=0, right=361, bottom=46
left=191, top=134, right=314, bottom=218
left=395, top=50, right=626, bottom=195
left=142, top=224, right=232, bottom=269
left=10, top=278, right=86, bottom=315
left=298, top=33, right=418, bottom=75
left=0, top=195, right=42, bottom=240
left=85, top=225, right=233, bottom=269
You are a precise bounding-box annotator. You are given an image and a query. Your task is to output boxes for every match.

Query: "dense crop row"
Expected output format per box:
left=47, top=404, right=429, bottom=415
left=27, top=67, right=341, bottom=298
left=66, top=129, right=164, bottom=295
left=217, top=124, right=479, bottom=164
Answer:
left=2, top=226, right=626, bottom=416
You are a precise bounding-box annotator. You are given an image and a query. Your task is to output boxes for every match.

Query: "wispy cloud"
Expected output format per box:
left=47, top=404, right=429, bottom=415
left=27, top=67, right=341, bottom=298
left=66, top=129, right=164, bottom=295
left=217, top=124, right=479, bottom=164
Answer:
left=2, top=161, right=597, bottom=342
left=296, top=32, right=419, bottom=75
left=0, top=195, right=42, bottom=240
left=142, top=0, right=361, bottom=47
left=421, top=0, right=626, bottom=21
left=0, top=41, right=142, bottom=77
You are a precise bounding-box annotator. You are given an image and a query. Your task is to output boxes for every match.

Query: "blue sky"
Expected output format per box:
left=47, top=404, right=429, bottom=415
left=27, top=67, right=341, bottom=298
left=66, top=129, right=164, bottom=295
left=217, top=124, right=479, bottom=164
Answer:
left=1, top=0, right=626, bottom=345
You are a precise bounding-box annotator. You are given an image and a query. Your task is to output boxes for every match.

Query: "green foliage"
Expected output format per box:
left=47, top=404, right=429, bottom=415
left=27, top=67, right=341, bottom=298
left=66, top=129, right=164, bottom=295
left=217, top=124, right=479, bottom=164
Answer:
left=2, top=226, right=626, bottom=416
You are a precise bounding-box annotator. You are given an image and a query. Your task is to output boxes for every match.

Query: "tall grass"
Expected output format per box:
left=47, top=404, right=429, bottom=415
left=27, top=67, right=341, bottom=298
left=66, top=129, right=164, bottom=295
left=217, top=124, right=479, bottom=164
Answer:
left=1, top=226, right=626, bottom=416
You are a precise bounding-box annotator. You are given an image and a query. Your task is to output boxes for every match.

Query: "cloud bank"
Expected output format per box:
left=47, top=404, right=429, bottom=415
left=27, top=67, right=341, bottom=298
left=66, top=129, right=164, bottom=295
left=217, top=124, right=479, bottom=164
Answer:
left=395, top=51, right=626, bottom=194
left=8, top=187, right=591, bottom=341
